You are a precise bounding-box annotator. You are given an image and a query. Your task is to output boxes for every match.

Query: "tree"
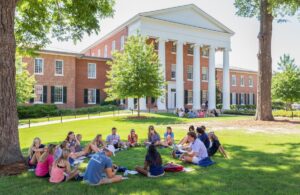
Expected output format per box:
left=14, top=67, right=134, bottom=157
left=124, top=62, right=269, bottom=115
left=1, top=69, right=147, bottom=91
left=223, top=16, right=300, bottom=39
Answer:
left=105, top=34, right=164, bottom=117
left=15, top=55, right=36, bottom=104
left=272, top=54, right=300, bottom=111
left=0, top=0, right=114, bottom=174
left=234, top=0, right=300, bottom=121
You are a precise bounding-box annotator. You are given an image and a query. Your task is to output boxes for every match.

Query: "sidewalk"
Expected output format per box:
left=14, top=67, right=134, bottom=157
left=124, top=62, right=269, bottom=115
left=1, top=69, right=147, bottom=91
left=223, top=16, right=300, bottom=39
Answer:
left=19, top=113, right=132, bottom=129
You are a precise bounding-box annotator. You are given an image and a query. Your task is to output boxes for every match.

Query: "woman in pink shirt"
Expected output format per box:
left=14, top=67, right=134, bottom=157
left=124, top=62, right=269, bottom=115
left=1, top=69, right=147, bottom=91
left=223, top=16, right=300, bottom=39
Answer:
left=35, top=144, right=56, bottom=177
left=50, top=149, right=80, bottom=183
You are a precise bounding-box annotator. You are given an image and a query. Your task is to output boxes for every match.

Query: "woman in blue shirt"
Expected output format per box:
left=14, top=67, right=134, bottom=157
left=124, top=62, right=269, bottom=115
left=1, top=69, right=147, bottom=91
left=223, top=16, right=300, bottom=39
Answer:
left=162, top=126, right=174, bottom=147
left=145, top=125, right=161, bottom=146
left=135, top=144, right=165, bottom=177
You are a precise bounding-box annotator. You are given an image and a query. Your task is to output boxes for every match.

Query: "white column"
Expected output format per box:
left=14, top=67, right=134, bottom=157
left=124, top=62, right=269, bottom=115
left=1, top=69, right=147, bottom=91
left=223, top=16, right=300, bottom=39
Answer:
left=208, top=45, right=216, bottom=110
left=176, top=41, right=184, bottom=109
left=193, top=44, right=201, bottom=110
left=157, top=39, right=167, bottom=110
left=127, top=98, right=134, bottom=110
left=222, top=48, right=230, bottom=110
left=139, top=98, right=147, bottom=110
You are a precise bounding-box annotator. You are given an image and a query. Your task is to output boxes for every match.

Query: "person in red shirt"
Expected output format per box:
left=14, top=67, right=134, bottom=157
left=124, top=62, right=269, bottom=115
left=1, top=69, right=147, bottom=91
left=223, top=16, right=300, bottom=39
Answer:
left=127, top=129, right=138, bottom=147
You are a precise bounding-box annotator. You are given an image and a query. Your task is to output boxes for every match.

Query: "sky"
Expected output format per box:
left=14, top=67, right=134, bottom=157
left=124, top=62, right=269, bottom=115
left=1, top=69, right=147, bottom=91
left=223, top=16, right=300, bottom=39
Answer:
left=49, top=0, right=300, bottom=71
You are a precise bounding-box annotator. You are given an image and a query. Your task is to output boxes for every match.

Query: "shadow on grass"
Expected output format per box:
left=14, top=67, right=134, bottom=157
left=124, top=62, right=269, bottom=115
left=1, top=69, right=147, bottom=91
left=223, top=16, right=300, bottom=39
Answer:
left=4, top=142, right=300, bottom=194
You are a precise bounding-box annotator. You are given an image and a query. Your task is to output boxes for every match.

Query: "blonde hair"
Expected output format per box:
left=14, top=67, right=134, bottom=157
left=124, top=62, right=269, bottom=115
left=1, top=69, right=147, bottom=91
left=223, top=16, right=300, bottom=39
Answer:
left=28, top=137, right=41, bottom=157
left=56, top=148, right=70, bottom=164
left=38, top=144, right=56, bottom=163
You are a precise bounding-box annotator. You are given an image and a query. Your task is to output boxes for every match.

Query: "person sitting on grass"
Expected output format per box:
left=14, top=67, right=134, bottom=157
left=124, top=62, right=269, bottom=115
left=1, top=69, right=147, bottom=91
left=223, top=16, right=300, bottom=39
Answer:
left=50, top=149, right=81, bottom=183
left=74, top=134, right=82, bottom=152
left=208, top=132, right=228, bottom=159
left=65, top=131, right=77, bottom=153
left=127, top=129, right=138, bottom=147
left=145, top=125, right=161, bottom=146
left=196, top=126, right=210, bottom=149
left=197, top=110, right=205, bottom=118
left=28, top=137, right=45, bottom=168
left=83, top=145, right=123, bottom=185
left=135, top=144, right=165, bottom=178
left=178, top=125, right=195, bottom=145
left=70, top=134, right=105, bottom=159
left=161, top=126, right=174, bottom=147
left=178, top=108, right=185, bottom=117
left=180, top=132, right=208, bottom=165
left=35, top=144, right=56, bottom=178
left=106, top=127, right=126, bottom=149
left=54, top=141, right=69, bottom=161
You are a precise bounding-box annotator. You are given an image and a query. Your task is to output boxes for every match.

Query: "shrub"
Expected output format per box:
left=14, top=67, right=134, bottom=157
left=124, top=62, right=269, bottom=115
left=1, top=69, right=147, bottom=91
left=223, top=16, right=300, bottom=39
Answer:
left=272, top=101, right=285, bottom=110
left=230, top=105, right=256, bottom=110
left=223, top=109, right=256, bottom=116
left=273, top=110, right=300, bottom=117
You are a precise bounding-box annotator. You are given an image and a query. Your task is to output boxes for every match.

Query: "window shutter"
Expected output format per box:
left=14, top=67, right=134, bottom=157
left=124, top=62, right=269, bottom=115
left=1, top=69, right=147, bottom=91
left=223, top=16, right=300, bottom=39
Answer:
left=230, top=93, right=232, bottom=105
left=84, top=89, right=88, bottom=104
left=184, top=90, right=188, bottom=105
left=247, top=94, right=250, bottom=105
left=96, top=89, right=100, bottom=104
left=63, top=87, right=67, bottom=103
left=200, top=90, right=203, bottom=105
left=239, top=94, right=241, bottom=105
left=43, top=86, right=47, bottom=103
left=51, top=86, right=55, bottom=103
left=253, top=94, right=256, bottom=105
left=236, top=93, right=238, bottom=105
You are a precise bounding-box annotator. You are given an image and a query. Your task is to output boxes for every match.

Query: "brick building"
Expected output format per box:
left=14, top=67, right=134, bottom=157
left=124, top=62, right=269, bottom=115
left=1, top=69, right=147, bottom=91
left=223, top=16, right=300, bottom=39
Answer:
left=24, top=4, right=257, bottom=110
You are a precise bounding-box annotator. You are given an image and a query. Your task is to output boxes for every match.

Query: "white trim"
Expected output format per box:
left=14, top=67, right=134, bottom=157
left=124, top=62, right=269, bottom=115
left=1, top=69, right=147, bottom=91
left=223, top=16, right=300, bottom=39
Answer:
left=231, top=75, right=237, bottom=86
left=54, top=59, right=64, bottom=76
left=34, top=85, right=44, bottom=104
left=240, top=75, right=245, bottom=87
left=88, top=63, right=97, bottom=79
left=54, top=85, right=63, bottom=104
left=87, top=88, right=97, bottom=105
left=34, top=58, right=44, bottom=75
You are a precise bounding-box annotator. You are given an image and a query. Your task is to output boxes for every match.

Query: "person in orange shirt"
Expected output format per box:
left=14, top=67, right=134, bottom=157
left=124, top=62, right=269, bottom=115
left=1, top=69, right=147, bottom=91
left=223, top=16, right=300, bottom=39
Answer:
left=127, top=129, right=138, bottom=147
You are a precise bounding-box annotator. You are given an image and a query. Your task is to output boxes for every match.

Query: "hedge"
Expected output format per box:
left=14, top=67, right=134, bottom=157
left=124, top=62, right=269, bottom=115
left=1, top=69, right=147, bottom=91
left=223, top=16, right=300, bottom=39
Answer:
left=223, top=110, right=256, bottom=116
left=18, top=104, right=119, bottom=119
left=273, top=110, right=300, bottom=118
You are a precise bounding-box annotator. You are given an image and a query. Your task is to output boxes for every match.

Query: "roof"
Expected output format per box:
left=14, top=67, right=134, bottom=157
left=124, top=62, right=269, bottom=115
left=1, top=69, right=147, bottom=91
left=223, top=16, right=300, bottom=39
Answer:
left=81, top=4, right=234, bottom=53
left=38, top=49, right=111, bottom=61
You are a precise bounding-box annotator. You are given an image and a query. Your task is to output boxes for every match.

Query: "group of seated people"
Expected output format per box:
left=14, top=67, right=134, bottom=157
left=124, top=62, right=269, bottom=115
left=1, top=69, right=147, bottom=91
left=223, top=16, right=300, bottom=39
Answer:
left=27, top=125, right=227, bottom=185
left=175, top=108, right=220, bottom=118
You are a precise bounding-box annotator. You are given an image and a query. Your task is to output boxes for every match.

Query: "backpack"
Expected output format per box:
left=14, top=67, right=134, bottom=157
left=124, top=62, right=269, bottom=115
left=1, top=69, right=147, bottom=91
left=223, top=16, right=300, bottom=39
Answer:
left=163, top=162, right=184, bottom=172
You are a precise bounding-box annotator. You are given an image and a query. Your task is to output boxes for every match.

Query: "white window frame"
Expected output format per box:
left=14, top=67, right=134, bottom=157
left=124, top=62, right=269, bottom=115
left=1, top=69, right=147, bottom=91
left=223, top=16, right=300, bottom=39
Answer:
left=202, top=48, right=209, bottom=58
left=249, top=76, right=253, bottom=88
left=120, top=36, right=125, bottom=50
left=231, top=75, right=237, bottom=86
left=54, top=60, right=64, bottom=76
left=98, top=49, right=101, bottom=57
left=202, top=90, right=208, bottom=103
left=240, top=75, right=245, bottom=87
left=88, top=89, right=97, bottom=105
left=104, top=45, right=108, bottom=58
left=241, top=93, right=245, bottom=105
left=34, top=85, right=43, bottom=104
left=232, top=92, right=236, bottom=105
left=187, top=65, right=193, bottom=80
left=187, top=45, right=194, bottom=56
left=54, top=86, right=63, bottom=104
left=171, top=64, right=176, bottom=80
left=202, top=67, right=208, bottom=82
left=88, top=63, right=97, bottom=79
left=188, top=90, right=193, bottom=105
left=34, top=58, right=44, bottom=75
left=249, top=93, right=253, bottom=105
left=171, top=43, right=176, bottom=54
left=112, top=40, right=116, bottom=53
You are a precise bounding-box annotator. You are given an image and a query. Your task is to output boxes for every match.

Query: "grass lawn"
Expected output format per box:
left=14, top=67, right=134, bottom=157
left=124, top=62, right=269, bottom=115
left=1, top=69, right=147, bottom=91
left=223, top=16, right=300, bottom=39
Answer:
left=1, top=113, right=299, bottom=194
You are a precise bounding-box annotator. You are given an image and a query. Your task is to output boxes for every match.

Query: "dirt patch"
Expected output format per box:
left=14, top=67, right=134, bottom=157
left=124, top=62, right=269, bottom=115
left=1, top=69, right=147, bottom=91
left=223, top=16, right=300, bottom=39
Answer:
left=0, top=162, right=27, bottom=176
left=174, top=117, right=300, bottom=134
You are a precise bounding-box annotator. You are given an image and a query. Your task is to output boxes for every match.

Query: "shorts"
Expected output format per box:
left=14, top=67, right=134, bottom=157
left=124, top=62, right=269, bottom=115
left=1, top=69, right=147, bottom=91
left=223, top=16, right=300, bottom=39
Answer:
left=192, top=156, right=200, bottom=164
left=147, top=172, right=165, bottom=178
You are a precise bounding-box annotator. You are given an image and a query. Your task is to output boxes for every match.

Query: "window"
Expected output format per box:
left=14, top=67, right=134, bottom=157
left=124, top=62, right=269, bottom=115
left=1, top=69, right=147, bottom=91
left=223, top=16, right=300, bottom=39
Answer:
left=120, top=36, right=125, bottom=50
left=171, top=64, right=176, bottom=80
left=112, top=40, right=116, bottom=53
left=104, top=45, right=108, bottom=57
left=88, top=63, right=96, bottom=79
left=88, top=89, right=96, bottom=104
left=98, top=49, right=101, bottom=57
left=249, top=76, right=253, bottom=87
left=34, top=58, right=44, bottom=75
left=187, top=65, right=193, bottom=80
left=34, top=85, right=43, bottom=103
left=201, top=47, right=209, bottom=57
left=55, top=60, right=63, bottom=76
left=202, top=90, right=208, bottom=103
left=171, top=43, right=176, bottom=53
left=54, top=86, right=63, bottom=104
left=249, top=93, right=253, bottom=105
left=240, top=75, right=245, bottom=87
left=231, top=75, right=237, bottom=86
left=154, top=41, right=159, bottom=51
left=232, top=92, right=236, bottom=104
left=202, top=67, right=208, bottom=81
left=188, top=91, right=193, bottom=104
left=187, top=44, right=194, bottom=55
left=241, top=93, right=245, bottom=104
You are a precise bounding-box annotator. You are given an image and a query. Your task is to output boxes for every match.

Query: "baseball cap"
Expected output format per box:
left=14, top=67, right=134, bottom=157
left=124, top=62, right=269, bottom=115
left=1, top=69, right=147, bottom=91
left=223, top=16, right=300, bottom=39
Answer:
left=105, top=145, right=116, bottom=156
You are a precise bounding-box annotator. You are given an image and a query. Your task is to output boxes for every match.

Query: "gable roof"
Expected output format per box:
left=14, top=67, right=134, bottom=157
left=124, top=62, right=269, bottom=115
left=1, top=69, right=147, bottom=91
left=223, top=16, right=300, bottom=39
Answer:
left=81, top=4, right=234, bottom=53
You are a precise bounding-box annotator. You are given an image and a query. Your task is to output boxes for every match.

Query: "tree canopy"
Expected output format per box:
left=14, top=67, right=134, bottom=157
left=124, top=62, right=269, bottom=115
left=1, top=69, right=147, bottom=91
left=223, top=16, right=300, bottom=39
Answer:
left=105, top=34, right=164, bottom=116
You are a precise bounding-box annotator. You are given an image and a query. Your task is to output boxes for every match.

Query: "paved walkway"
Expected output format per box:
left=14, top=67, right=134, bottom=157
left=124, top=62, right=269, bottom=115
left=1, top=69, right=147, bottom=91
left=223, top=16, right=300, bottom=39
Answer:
left=19, top=113, right=133, bottom=129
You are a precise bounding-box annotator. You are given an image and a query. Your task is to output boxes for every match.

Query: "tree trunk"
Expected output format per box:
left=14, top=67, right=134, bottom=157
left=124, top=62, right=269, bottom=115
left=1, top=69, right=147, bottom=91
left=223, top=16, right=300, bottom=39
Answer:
left=0, top=0, right=26, bottom=174
left=255, top=0, right=274, bottom=121
left=137, top=97, right=140, bottom=117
